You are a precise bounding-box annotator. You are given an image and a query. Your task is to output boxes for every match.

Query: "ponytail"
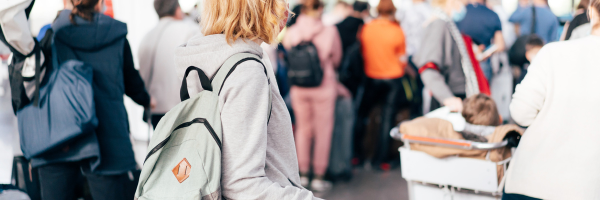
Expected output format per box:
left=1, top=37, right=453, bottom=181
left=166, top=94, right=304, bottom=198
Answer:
left=70, top=0, right=100, bottom=25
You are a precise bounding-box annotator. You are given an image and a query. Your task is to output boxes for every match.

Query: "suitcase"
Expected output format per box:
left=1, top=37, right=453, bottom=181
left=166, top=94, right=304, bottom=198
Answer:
left=326, top=97, right=354, bottom=181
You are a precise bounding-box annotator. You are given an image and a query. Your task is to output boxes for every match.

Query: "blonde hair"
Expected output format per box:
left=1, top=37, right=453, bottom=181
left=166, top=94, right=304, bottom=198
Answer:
left=201, top=0, right=288, bottom=45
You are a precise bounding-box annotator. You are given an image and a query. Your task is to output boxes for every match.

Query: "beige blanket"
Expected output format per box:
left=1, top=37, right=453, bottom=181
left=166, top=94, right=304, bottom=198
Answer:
left=399, top=117, right=524, bottom=182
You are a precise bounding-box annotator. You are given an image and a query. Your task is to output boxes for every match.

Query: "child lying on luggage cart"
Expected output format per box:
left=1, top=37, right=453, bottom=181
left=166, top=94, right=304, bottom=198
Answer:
left=425, top=94, right=502, bottom=142
left=394, top=94, right=524, bottom=182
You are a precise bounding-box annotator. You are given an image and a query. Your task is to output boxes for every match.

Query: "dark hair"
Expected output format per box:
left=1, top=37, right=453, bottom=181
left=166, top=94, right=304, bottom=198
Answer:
left=154, top=0, right=180, bottom=18
left=70, top=0, right=100, bottom=25
left=303, top=0, right=324, bottom=11
left=578, top=0, right=590, bottom=10
left=353, top=1, right=370, bottom=12
left=462, top=94, right=501, bottom=126
left=377, top=0, right=396, bottom=16
left=525, top=34, right=545, bottom=51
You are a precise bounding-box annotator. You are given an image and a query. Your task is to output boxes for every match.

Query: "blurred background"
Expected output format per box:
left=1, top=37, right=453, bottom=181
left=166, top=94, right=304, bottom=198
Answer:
left=0, top=0, right=586, bottom=199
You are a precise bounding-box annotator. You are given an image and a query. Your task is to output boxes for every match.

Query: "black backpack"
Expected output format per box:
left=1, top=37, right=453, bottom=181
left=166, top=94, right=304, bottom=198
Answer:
left=509, top=6, right=536, bottom=67
left=287, top=41, right=323, bottom=87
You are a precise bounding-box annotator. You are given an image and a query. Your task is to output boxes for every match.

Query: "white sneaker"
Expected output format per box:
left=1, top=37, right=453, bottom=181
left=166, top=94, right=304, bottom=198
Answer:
left=300, top=176, right=310, bottom=188
left=310, top=179, right=332, bottom=192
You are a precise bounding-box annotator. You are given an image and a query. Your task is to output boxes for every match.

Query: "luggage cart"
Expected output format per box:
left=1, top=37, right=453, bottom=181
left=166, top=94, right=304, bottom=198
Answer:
left=390, top=127, right=512, bottom=200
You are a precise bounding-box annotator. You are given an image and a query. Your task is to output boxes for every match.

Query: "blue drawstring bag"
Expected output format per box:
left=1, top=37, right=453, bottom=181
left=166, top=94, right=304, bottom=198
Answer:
left=17, top=59, right=98, bottom=159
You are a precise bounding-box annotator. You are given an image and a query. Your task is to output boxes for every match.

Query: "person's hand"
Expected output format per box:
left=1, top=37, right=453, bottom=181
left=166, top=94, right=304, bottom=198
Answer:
left=336, top=83, right=352, bottom=98
left=150, top=97, right=157, bottom=109
left=443, top=97, right=463, bottom=112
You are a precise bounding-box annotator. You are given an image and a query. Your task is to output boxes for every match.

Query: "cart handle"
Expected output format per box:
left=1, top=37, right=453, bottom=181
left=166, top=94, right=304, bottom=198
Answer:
left=390, top=127, right=508, bottom=150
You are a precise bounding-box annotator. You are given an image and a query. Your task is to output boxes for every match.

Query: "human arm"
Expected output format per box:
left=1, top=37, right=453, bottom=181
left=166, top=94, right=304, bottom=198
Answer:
left=509, top=45, right=551, bottom=126
left=413, top=20, right=460, bottom=111
left=549, top=18, right=559, bottom=42
left=508, top=6, right=527, bottom=31
left=492, top=15, right=505, bottom=52
left=396, top=28, right=413, bottom=79
left=123, top=39, right=150, bottom=107
left=421, top=70, right=462, bottom=111
left=560, top=22, right=569, bottom=41
left=330, top=27, right=343, bottom=69
left=219, top=62, right=319, bottom=200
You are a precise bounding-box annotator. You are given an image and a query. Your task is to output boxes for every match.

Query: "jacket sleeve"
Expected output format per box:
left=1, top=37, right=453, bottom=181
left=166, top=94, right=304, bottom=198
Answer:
left=219, top=62, right=319, bottom=200
left=330, top=26, right=343, bottom=69
left=123, top=39, right=150, bottom=107
left=414, top=20, right=455, bottom=102
left=549, top=18, right=559, bottom=42
left=508, top=6, right=526, bottom=24
left=137, top=35, right=152, bottom=90
left=509, top=45, right=551, bottom=126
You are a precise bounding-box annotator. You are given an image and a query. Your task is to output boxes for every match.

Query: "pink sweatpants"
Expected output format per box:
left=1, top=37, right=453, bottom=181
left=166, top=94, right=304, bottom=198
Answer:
left=291, top=86, right=336, bottom=176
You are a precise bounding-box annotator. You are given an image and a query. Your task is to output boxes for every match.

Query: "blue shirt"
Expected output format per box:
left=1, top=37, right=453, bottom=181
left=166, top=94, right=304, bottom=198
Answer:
left=509, top=5, right=559, bottom=43
left=457, top=3, right=502, bottom=47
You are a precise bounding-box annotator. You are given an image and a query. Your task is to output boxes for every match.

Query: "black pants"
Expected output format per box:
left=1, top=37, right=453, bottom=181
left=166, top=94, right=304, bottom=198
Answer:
left=353, top=78, right=406, bottom=165
left=38, top=162, right=134, bottom=200
left=502, top=192, right=541, bottom=200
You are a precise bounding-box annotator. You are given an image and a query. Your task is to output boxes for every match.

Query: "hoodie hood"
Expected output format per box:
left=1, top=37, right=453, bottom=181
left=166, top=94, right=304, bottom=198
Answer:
left=52, top=10, right=127, bottom=51
left=175, top=34, right=264, bottom=82
left=285, top=15, right=325, bottom=47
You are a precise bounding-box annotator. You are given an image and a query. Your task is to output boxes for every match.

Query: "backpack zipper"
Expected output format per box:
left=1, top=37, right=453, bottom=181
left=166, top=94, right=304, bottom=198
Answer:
left=144, top=118, right=221, bottom=163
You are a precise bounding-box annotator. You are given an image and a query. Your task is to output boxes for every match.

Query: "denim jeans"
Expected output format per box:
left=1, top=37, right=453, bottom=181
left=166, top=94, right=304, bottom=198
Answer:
left=480, top=59, right=493, bottom=81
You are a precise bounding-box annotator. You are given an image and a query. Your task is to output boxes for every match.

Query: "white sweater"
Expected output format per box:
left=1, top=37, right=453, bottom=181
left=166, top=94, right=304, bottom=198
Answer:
left=506, top=35, right=600, bottom=199
left=138, top=17, right=199, bottom=114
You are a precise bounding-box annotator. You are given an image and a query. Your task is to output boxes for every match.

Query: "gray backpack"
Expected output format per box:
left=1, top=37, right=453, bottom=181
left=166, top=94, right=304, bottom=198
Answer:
left=134, top=53, right=271, bottom=200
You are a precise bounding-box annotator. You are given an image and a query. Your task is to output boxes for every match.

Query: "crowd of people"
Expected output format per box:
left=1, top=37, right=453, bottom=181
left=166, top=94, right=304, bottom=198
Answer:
left=1, top=0, right=600, bottom=199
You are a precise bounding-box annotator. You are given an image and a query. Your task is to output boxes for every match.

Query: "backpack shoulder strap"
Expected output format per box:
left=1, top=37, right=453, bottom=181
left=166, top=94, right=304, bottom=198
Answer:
left=211, top=53, right=272, bottom=122
left=530, top=6, right=537, bottom=34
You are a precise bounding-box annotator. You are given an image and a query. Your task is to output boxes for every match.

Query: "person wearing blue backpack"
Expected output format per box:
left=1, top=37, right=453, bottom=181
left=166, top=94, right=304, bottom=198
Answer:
left=35, top=0, right=152, bottom=199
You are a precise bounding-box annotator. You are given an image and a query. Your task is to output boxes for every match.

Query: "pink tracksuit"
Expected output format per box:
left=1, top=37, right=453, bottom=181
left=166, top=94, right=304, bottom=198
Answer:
left=283, top=15, right=343, bottom=176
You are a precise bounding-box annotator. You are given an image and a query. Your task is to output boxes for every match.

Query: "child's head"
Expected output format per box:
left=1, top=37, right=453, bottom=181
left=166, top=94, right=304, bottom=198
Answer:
left=525, top=34, right=545, bottom=62
left=462, top=94, right=501, bottom=126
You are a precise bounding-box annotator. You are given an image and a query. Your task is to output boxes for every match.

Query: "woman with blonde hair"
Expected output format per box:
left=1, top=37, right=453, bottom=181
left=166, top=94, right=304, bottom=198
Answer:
left=504, top=0, right=600, bottom=199
left=413, top=0, right=490, bottom=112
left=283, top=0, right=343, bottom=192
left=176, top=0, right=320, bottom=199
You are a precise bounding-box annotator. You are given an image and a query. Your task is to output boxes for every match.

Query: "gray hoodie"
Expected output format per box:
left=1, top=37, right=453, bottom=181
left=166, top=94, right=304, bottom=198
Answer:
left=175, top=34, right=320, bottom=200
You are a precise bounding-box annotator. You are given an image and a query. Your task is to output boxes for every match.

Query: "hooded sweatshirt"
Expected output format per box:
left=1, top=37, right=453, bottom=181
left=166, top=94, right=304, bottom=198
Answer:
left=33, top=10, right=150, bottom=175
left=175, top=34, right=320, bottom=200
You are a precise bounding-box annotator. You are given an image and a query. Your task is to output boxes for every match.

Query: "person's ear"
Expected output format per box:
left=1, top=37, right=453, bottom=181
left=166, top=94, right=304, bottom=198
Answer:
left=175, top=7, right=184, bottom=20
left=95, top=0, right=104, bottom=12
left=589, top=6, right=593, bottom=21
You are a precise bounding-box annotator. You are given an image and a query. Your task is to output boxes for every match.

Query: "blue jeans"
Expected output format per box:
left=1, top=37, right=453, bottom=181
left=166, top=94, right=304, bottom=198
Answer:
left=480, top=59, right=493, bottom=81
